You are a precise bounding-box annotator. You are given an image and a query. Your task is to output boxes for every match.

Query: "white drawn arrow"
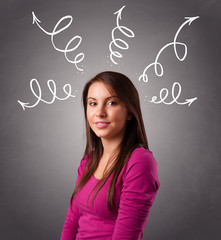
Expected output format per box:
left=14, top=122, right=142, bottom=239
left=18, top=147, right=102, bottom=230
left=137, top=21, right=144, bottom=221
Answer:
left=139, top=16, right=199, bottom=82
left=32, top=12, right=84, bottom=71
left=150, top=82, right=197, bottom=106
left=18, top=79, right=76, bottom=110
left=109, top=6, right=135, bottom=65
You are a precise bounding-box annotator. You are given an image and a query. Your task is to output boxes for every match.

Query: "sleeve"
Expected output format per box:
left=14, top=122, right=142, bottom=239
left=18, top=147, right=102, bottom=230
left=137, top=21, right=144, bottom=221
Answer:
left=112, top=149, right=160, bottom=240
left=60, top=157, right=87, bottom=240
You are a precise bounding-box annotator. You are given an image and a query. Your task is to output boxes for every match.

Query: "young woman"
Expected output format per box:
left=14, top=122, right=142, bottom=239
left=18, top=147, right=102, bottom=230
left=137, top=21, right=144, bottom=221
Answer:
left=61, top=71, right=160, bottom=240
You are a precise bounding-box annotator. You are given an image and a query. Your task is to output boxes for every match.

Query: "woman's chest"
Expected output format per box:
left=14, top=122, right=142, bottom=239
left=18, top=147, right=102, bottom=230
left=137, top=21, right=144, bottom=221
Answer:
left=73, top=176, right=122, bottom=220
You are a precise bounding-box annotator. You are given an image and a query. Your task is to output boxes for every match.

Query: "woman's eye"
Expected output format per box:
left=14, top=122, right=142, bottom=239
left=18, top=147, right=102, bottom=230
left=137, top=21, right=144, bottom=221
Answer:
left=89, top=102, right=96, bottom=106
left=107, top=101, right=117, bottom=106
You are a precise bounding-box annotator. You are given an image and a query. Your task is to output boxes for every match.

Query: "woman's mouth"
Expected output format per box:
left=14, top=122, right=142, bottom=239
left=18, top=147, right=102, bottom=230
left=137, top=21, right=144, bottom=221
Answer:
left=95, top=122, right=110, bottom=128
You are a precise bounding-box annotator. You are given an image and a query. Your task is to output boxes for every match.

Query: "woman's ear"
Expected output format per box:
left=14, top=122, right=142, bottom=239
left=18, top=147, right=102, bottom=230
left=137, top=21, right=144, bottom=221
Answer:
left=127, top=112, right=133, bottom=121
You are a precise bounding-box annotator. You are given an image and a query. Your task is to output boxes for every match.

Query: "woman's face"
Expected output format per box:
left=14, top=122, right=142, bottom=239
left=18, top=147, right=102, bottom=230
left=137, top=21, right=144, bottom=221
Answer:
left=86, top=81, right=131, bottom=143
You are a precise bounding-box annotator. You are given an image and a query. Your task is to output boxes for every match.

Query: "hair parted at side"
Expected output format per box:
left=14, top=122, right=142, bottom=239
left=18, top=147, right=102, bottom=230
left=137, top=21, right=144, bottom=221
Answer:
left=71, top=71, right=149, bottom=210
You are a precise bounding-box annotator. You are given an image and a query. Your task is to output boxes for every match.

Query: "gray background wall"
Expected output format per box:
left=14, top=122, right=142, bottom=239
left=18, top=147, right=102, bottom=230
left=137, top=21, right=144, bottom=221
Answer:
left=1, top=0, right=221, bottom=239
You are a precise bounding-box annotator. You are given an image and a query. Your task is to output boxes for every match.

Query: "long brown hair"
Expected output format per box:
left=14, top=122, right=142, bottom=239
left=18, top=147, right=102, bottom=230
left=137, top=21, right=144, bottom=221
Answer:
left=72, top=71, right=149, bottom=210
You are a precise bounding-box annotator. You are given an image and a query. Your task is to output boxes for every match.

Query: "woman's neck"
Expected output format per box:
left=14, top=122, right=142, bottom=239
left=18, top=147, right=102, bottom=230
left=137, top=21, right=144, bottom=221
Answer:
left=101, top=138, right=121, bottom=158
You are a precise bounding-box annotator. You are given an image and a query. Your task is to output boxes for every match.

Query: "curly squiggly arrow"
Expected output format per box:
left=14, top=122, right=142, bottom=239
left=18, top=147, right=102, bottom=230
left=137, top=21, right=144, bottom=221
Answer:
left=32, top=12, right=84, bottom=71
left=150, top=82, right=197, bottom=106
left=17, top=79, right=76, bottom=110
left=109, top=6, right=135, bottom=65
left=139, top=16, right=199, bottom=82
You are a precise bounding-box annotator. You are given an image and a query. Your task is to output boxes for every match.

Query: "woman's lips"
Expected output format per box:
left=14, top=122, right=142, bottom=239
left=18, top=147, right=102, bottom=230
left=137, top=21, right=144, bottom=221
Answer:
left=95, top=122, right=110, bottom=128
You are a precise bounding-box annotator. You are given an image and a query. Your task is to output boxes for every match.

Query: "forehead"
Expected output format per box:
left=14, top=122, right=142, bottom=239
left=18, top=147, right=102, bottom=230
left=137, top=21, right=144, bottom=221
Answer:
left=87, top=82, right=115, bottom=98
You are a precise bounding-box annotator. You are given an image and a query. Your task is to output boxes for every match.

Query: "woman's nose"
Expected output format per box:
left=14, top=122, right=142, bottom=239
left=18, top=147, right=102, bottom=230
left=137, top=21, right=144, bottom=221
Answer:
left=95, top=105, right=107, bottom=117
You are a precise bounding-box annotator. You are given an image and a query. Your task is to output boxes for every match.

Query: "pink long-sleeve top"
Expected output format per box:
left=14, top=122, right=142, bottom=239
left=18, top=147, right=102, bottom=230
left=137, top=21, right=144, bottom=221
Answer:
left=61, top=147, right=160, bottom=240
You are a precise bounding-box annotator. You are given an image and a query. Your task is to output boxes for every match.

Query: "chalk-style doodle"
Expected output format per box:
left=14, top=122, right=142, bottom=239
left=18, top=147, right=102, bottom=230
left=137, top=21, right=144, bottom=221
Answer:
left=149, top=82, right=197, bottom=106
left=109, top=6, right=135, bottom=65
left=18, top=79, right=76, bottom=110
left=32, top=12, right=84, bottom=71
left=139, top=16, right=199, bottom=82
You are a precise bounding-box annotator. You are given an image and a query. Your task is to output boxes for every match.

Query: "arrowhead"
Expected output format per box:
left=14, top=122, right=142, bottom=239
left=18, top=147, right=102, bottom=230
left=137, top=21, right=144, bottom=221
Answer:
left=17, top=100, right=29, bottom=111
left=32, top=11, right=41, bottom=24
left=114, top=5, right=125, bottom=20
left=184, top=16, right=199, bottom=25
left=185, top=97, right=197, bottom=106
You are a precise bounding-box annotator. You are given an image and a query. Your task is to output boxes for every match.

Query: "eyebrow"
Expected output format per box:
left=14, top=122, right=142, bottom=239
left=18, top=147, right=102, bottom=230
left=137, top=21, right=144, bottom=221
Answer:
left=86, top=96, right=119, bottom=101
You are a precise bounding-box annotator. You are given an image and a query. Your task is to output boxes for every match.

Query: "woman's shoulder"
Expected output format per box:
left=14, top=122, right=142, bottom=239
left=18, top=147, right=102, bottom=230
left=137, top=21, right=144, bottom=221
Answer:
left=124, top=147, right=158, bottom=176
left=131, top=147, right=153, bottom=156
left=80, top=155, right=88, bottom=165
left=121, top=147, right=160, bottom=189
left=129, top=147, right=155, bottom=164
left=77, top=155, right=89, bottom=175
